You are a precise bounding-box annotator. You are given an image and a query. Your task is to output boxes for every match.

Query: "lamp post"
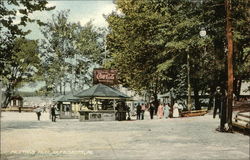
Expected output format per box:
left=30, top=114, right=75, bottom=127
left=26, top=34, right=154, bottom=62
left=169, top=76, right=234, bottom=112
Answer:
left=187, top=27, right=206, bottom=111
left=187, top=27, right=206, bottom=110
left=199, top=27, right=206, bottom=37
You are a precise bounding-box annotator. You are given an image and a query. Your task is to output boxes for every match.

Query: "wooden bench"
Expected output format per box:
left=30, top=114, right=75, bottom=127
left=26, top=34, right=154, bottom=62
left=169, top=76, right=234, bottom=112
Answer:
left=233, top=112, right=250, bottom=135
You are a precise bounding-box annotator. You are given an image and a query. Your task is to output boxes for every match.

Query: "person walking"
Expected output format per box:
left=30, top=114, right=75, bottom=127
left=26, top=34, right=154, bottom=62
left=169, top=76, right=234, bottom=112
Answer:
left=136, top=104, right=141, bottom=120
left=35, top=106, right=42, bottom=121
left=157, top=103, right=164, bottom=119
left=51, top=105, right=57, bottom=122
left=164, top=103, right=170, bottom=119
left=149, top=103, right=155, bottom=119
left=141, top=103, right=146, bottom=120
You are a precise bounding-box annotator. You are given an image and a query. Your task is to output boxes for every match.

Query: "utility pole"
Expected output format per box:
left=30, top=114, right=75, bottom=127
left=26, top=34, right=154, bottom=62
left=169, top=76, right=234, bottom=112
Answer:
left=225, top=0, right=233, bottom=131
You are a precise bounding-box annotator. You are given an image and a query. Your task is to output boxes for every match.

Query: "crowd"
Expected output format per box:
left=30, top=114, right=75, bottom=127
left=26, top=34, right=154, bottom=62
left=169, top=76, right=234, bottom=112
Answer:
left=135, top=101, right=184, bottom=120
left=31, top=101, right=187, bottom=122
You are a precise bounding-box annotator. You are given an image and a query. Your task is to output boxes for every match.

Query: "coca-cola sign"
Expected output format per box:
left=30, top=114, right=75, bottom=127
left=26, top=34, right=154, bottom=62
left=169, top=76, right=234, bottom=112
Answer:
left=93, top=69, right=118, bottom=85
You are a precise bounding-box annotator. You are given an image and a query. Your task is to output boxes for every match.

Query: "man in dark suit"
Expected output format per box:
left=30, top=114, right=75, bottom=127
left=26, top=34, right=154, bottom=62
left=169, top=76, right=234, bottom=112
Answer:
left=136, top=104, right=141, bottom=120
left=51, top=105, right=57, bottom=122
left=213, top=86, right=223, bottom=119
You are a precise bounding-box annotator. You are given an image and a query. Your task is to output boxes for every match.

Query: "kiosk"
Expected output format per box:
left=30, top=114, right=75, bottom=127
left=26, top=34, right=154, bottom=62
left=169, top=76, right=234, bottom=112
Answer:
left=75, top=83, right=130, bottom=121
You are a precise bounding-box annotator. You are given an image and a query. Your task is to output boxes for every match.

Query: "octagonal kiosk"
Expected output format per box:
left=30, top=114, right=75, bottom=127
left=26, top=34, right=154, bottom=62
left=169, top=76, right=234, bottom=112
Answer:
left=75, top=83, right=131, bottom=121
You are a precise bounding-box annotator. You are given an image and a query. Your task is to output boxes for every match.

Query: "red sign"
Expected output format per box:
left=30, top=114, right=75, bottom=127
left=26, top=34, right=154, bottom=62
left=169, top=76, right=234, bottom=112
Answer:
left=93, top=69, right=118, bottom=85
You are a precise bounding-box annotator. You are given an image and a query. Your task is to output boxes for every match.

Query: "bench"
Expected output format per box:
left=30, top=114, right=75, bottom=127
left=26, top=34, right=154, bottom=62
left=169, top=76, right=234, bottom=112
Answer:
left=233, top=112, right=250, bottom=135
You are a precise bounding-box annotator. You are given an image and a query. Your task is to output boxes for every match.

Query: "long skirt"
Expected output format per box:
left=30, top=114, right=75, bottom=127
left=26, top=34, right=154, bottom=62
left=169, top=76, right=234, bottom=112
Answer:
left=173, top=108, right=179, bottom=118
left=164, top=109, right=169, bottom=118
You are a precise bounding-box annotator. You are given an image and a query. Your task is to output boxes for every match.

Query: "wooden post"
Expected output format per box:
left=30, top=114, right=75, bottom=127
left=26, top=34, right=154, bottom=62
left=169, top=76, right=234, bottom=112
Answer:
left=187, top=53, right=192, bottom=110
left=226, top=0, right=233, bottom=131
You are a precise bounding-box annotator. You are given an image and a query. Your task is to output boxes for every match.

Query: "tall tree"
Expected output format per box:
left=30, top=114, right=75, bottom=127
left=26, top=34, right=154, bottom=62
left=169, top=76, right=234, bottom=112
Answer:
left=39, top=10, right=104, bottom=95
left=106, top=0, right=211, bottom=107
left=0, top=0, right=54, bottom=107
left=106, top=0, right=249, bottom=110
left=1, top=38, right=40, bottom=107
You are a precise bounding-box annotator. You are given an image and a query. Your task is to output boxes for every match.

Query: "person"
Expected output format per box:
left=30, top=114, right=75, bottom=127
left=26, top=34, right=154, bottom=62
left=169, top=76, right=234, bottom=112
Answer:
left=136, top=104, right=141, bottom=120
left=18, top=106, right=21, bottom=113
left=213, top=86, right=227, bottom=132
left=51, top=105, right=57, bottom=122
left=172, top=102, right=179, bottom=118
left=66, top=105, right=70, bottom=116
left=213, top=86, right=223, bottom=119
left=141, top=103, right=146, bottom=120
left=116, top=102, right=124, bottom=121
left=35, top=106, right=42, bottom=121
left=126, top=104, right=131, bottom=120
left=149, top=103, right=155, bottom=119
left=43, top=105, right=47, bottom=113
left=164, top=103, right=170, bottom=119
left=157, top=103, right=164, bottom=119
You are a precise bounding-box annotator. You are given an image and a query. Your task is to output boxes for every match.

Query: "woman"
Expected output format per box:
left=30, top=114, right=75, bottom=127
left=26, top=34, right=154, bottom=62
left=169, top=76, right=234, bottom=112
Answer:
left=173, top=102, right=180, bottom=118
left=164, top=103, right=170, bottom=118
left=157, top=103, right=164, bottom=119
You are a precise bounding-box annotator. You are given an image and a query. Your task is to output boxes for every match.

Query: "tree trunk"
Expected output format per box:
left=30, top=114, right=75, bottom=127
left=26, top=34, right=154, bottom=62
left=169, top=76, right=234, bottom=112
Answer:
left=3, top=84, right=13, bottom=108
left=63, top=81, right=66, bottom=95
left=226, top=0, right=233, bottom=132
left=235, top=78, right=241, bottom=100
left=153, top=93, right=159, bottom=115
left=194, top=87, right=201, bottom=110
left=59, top=81, right=62, bottom=94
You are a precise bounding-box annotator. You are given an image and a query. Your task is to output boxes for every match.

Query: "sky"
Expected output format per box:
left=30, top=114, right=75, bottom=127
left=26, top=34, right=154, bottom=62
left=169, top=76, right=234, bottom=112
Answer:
left=25, top=0, right=116, bottom=39
left=19, top=0, right=116, bottom=92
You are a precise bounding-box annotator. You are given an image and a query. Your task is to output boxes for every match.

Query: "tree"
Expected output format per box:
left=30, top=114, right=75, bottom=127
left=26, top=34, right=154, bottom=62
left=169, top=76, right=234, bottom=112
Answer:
left=232, top=0, right=250, bottom=99
left=105, top=0, right=212, bottom=108
left=106, top=0, right=171, bottom=107
left=1, top=38, right=40, bottom=107
left=39, top=10, right=105, bottom=95
left=0, top=0, right=54, bottom=107
left=106, top=0, right=249, bottom=111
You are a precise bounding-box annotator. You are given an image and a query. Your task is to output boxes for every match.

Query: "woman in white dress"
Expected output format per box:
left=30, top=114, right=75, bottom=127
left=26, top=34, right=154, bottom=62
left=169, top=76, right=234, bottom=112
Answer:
left=173, top=102, right=179, bottom=118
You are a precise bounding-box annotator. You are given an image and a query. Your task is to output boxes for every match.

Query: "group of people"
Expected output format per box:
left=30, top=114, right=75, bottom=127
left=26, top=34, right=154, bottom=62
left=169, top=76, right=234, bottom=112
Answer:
left=136, top=102, right=184, bottom=120
left=34, top=104, right=58, bottom=122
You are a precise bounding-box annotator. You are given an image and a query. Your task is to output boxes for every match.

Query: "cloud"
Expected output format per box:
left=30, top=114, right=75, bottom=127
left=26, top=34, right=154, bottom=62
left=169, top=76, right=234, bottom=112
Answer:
left=25, top=1, right=116, bottom=39
left=77, top=1, right=116, bottom=27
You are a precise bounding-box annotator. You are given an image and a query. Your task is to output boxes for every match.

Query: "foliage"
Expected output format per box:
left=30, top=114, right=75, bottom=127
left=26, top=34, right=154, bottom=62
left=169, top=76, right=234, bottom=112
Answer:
left=1, top=38, right=40, bottom=107
left=39, top=10, right=105, bottom=95
left=0, top=0, right=55, bottom=107
left=106, top=0, right=249, bottom=107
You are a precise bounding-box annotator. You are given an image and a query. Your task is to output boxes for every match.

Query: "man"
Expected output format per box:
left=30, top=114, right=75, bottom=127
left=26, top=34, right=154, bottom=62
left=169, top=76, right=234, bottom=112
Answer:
left=149, top=103, right=155, bottom=119
left=136, top=104, right=141, bottom=120
left=35, top=106, right=42, bottom=121
left=213, top=86, right=223, bottom=119
left=51, top=105, right=57, bottom=122
left=18, top=106, right=21, bottom=113
left=213, top=86, right=226, bottom=132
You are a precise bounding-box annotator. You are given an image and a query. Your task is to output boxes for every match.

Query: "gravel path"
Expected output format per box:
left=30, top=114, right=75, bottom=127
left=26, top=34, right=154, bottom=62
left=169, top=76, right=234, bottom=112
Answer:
left=1, top=112, right=249, bottom=160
